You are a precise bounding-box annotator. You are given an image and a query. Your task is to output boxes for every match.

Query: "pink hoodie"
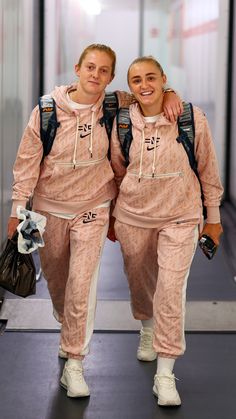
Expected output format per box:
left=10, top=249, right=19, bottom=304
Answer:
left=11, top=84, right=123, bottom=216
left=111, top=103, right=224, bottom=228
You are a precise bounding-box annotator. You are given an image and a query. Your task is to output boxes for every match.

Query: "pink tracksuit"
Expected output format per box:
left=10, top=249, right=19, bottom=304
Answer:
left=111, top=103, right=223, bottom=358
left=11, top=85, right=130, bottom=359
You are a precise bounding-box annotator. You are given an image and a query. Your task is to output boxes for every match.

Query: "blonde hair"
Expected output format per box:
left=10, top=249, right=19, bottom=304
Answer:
left=127, top=56, right=165, bottom=84
left=78, top=44, right=116, bottom=77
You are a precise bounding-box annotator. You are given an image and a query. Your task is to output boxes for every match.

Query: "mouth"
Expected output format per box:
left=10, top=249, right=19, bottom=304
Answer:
left=88, top=80, right=100, bottom=86
left=140, top=91, right=153, bottom=96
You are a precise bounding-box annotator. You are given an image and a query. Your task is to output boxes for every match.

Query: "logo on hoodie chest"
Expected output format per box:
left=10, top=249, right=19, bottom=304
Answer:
left=145, top=136, right=160, bottom=151
left=78, top=124, right=92, bottom=138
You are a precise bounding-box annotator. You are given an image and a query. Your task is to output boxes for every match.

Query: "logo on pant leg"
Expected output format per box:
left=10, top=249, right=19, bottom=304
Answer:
left=83, top=211, right=97, bottom=224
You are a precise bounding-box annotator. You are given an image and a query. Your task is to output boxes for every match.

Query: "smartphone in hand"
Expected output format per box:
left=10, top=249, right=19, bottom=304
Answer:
left=198, top=234, right=218, bottom=260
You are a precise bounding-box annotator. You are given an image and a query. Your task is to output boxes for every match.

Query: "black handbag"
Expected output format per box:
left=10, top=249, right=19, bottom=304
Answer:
left=0, top=233, right=36, bottom=298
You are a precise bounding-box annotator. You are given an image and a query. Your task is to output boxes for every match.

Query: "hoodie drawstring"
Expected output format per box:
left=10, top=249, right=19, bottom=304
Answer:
left=73, top=115, right=80, bottom=169
left=152, top=128, right=158, bottom=177
left=88, top=111, right=94, bottom=158
left=138, top=130, right=145, bottom=182
left=73, top=112, right=94, bottom=168
left=138, top=127, right=158, bottom=181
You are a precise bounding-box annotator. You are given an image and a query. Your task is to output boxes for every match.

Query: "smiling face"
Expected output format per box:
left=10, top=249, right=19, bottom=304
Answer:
left=128, top=58, right=167, bottom=116
left=75, top=49, right=114, bottom=103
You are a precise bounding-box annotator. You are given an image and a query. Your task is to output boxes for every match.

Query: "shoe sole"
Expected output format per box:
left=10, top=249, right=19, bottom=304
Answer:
left=60, top=378, right=90, bottom=398
left=58, top=351, right=68, bottom=359
left=137, top=353, right=157, bottom=362
left=153, top=387, right=181, bottom=406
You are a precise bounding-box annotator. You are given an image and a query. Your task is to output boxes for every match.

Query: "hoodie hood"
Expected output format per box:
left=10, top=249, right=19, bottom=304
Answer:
left=50, top=84, right=107, bottom=161
left=51, top=83, right=106, bottom=115
left=129, top=102, right=173, bottom=131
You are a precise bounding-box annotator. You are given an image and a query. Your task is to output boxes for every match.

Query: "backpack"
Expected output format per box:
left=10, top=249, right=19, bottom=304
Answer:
left=116, top=102, right=206, bottom=217
left=38, top=95, right=60, bottom=159
left=38, top=91, right=118, bottom=158
left=39, top=94, right=196, bottom=168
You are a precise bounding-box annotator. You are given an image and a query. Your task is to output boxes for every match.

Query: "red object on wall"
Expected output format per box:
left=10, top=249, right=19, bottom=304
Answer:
left=150, top=27, right=159, bottom=38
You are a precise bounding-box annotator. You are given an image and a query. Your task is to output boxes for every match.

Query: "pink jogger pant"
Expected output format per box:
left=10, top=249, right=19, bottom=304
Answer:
left=38, top=207, right=109, bottom=359
left=115, top=219, right=198, bottom=358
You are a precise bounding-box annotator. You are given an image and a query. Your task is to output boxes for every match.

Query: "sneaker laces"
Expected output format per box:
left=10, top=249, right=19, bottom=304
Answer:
left=66, top=362, right=84, bottom=383
left=139, top=329, right=153, bottom=350
left=155, top=372, right=179, bottom=390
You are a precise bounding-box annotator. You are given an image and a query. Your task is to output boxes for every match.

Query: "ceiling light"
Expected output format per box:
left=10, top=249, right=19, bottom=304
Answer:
left=79, top=0, right=102, bottom=15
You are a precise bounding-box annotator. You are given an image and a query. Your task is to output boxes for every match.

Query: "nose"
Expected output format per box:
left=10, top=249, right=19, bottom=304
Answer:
left=140, top=79, right=148, bottom=89
left=92, top=68, right=99, bottom=79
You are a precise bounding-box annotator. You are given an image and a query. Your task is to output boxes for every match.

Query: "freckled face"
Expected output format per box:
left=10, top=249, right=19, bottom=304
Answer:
left=75, top=51, right=114, bottom=99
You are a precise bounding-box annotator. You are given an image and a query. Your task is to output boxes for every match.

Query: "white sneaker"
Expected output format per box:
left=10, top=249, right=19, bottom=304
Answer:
left=137, top=327, right=157, bottom=361
left=60, top=359, right=90, bottom=397
left=58, top=345, right=68, bottom=359
left=153, top=369, right=181, bottom=406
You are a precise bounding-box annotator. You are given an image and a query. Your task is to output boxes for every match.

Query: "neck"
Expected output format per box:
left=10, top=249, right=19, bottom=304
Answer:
left=69, top=85, right=100, bottom=105
left=139, top=95, right=163, bottom=117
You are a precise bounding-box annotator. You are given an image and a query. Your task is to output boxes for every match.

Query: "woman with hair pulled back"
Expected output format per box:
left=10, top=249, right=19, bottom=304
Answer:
left=7, top=45, right=182, bottom=398
left=110, top=56, right=223, bottom=406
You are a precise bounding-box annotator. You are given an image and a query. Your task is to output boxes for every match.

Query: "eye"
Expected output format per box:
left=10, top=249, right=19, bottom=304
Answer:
left=147, top=76, right=156, bottom=81
left=100, top=68, right=109, bottom=74
left=87, top=65, right=95, bottom=71
left=132, top=79, right=141, bottom=84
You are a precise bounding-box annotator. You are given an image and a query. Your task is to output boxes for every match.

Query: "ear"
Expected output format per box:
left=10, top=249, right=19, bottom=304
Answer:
left=107, top=74, right=115, bottom=85
left=162, top=74, right=167, bottom=85
left=75, top=64, right=80, bottom=77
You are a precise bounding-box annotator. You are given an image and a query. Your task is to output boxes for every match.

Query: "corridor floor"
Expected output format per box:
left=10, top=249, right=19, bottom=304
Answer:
left=0, top=331, right=236, bottom=419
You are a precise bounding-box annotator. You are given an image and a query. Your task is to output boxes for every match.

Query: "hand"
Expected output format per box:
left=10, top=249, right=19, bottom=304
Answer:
left=117, top=91, right=137, bottom=107
left=163, top=92, right=184, bottom=123
left=7, top=217, right=19, bottom=239
left=199, top=223, right=223, bottom=246
left=107, top=216, right=117, bottom=242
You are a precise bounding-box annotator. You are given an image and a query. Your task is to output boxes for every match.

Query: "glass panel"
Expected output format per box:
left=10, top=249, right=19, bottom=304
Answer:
left=142, top=0, right=228, bottom=181
left=44, top=0, right=228, bottom=182
left=44, top=0, right=140, bottom=92
left=0, top=0, right=38, bottom=246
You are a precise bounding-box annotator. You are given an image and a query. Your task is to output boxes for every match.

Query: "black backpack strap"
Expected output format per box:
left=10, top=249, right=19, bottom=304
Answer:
left=38, top=95, right=60, bottom=158
left=100, top=91, right=119, bottom=141
left=116, top=107, right=133, bottom=167
left=176, top=102, right=197, bottom=174
left=177, top=102, right=206, bottom=218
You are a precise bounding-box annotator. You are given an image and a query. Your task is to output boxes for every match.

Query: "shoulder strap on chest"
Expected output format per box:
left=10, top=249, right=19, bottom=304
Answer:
left=177, top=102, right=206, bottom=218
left=117, top=107, right=133, bottom=167
left=176, top=102, right=197, bottom=174
left=38, top=95, right=60, bottom=158
left=101, top=92, right=119, bottom=141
